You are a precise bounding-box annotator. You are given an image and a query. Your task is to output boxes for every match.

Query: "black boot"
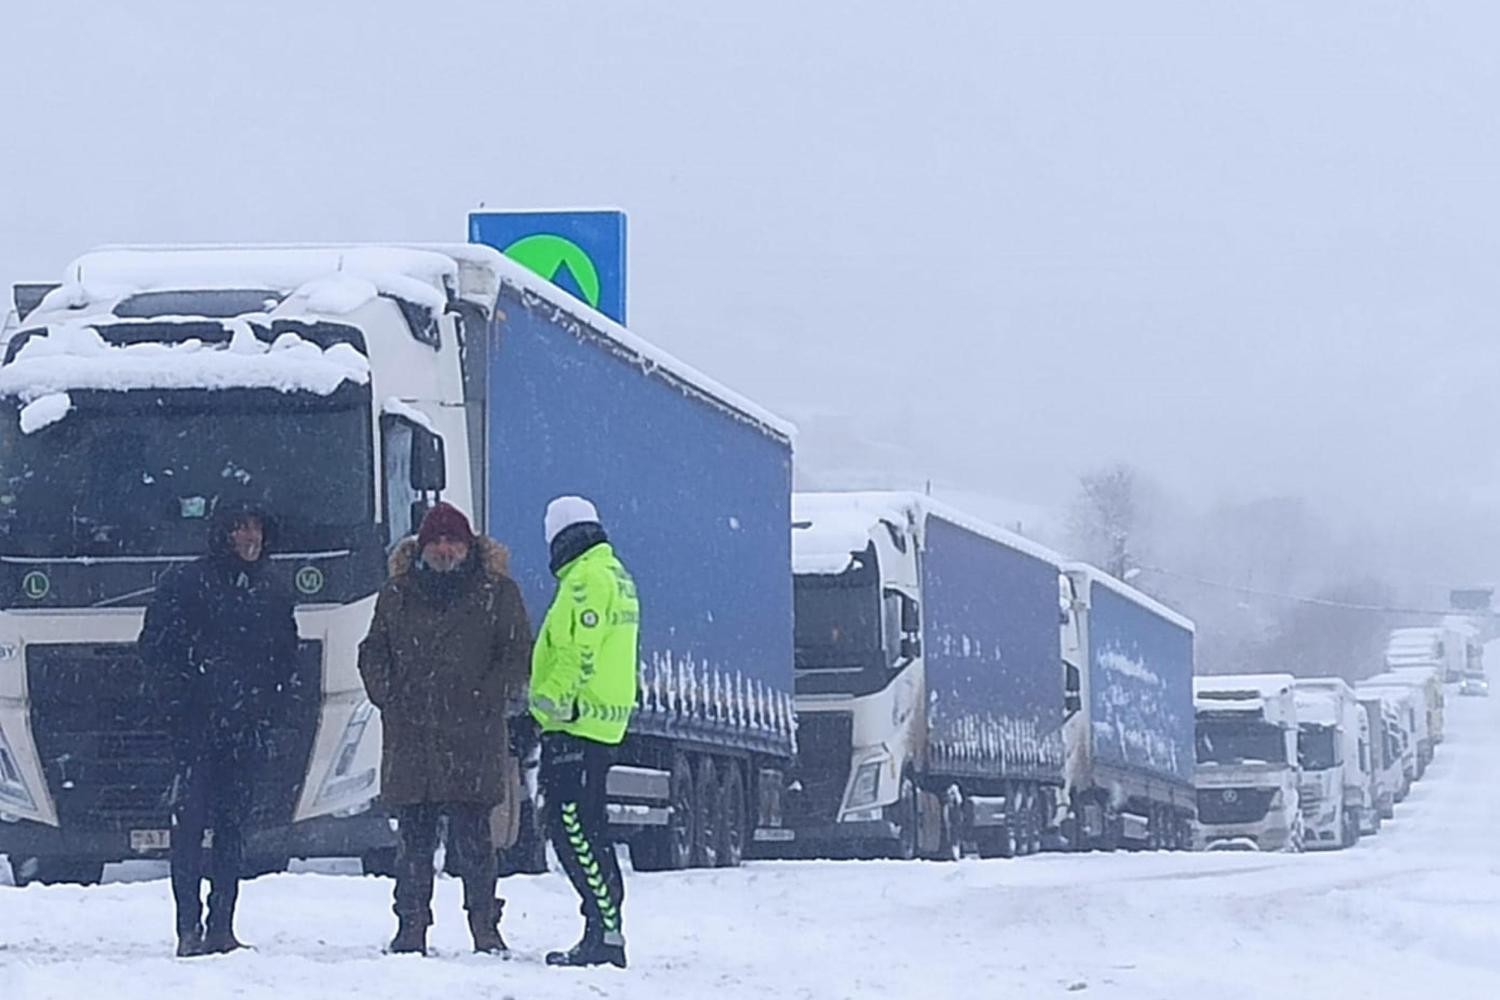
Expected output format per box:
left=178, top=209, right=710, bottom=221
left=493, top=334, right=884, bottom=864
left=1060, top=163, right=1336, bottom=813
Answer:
left=469, top=897, right=509, bottom=956
left=202, top=927, right=249, bottom=954
left=176, top=925, right=206, bottom=959
left=387, top=920, right=428, bottom=956
left=546, top=928, right=626, bottom=969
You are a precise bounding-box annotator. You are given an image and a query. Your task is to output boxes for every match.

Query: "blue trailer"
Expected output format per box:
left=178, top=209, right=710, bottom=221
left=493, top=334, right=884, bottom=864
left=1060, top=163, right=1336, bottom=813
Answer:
left=465, top=255, right=798, bottom=871
left=1059, top=564, right=1197, bottom=850
left=788, top=493, right=1066, bottom=860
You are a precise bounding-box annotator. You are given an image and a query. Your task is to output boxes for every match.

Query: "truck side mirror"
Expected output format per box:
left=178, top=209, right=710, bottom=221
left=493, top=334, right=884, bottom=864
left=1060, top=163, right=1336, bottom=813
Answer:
left=410, top=428, right=446, bottom=492
left=901, top=597, right=920, bottom=633
left=900, top=636, right=922, bottom=661
left=1064, top=693, right=1082, bottom=714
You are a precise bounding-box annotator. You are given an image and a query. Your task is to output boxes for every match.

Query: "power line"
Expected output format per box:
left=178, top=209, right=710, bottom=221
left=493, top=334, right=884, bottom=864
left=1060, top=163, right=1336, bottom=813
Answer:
left=1130, top=564, right=1490, bottom=619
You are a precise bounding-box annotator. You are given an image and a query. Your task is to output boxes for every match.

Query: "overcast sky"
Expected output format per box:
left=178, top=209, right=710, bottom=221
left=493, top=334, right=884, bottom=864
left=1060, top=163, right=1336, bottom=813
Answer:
left=4, top=1, right=1498, bottom=552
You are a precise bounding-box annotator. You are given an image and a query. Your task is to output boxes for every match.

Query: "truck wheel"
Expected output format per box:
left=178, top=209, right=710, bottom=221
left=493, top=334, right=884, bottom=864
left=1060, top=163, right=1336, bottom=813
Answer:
left=630, top=752, right=696, bottom=872
left=13, top=856, right=106, bottom=887
left=361, top=848, right=400, bottom=878
left=1029, top=795, right=1048, bottom=855
left=936, top=790, right=963, bottom=862
left=693, top=756, right=721, bottom=868
left=242, top=854, right=290, bottom=879
left=894, top=774, right=919, bottom=861
left=669, top=752, right=697, bottom=869
left=497, top=797, right=549, bottom=876
left=717, top=761, right=747, bottom=868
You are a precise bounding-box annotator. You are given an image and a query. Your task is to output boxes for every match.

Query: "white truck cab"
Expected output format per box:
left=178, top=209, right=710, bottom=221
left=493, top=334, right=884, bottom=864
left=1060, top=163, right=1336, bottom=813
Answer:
left=1193, top=674, right=1302, bottom=852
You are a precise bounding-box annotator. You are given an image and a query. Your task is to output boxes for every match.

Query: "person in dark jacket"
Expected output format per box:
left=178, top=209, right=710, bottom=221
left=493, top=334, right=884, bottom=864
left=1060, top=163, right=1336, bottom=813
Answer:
left=138, top=501, right=300, bottom=958
left=357, top=502, right=533, bottom=957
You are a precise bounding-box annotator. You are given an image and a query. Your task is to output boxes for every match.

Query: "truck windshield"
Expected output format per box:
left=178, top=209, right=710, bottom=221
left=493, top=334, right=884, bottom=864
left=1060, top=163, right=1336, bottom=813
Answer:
left=1195, top=719, right=1286, bottom=765
left=0, top=387, right=373, bottom=557
left=1297, top=724, right=1341, bottom=771
left=794, top=578, right=880, bottom=665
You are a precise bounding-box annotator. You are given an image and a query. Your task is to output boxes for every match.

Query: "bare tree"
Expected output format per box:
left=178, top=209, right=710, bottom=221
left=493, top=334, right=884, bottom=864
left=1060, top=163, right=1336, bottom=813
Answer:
left=1068, top=463, right=1139, bottom=579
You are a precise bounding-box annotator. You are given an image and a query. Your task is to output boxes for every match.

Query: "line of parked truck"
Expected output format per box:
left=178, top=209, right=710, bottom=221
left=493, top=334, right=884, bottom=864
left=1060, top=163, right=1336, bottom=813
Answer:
left=0, top=227, right=1483, bottom=885
left=1193, top=624, right=1484, bottom=853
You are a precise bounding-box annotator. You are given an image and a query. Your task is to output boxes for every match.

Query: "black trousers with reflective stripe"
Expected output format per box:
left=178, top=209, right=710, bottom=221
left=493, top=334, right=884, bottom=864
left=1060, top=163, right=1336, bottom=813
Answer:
left=540, top=732, right=624, bottom=938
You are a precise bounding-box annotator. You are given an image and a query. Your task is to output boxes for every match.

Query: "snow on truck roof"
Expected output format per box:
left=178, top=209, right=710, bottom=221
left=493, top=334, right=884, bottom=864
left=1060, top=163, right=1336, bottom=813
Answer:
left=0, top=320, right=370, bottom=421
left=1062, top=562, right=1196, bottom=634
left=791, top=491, right=1066, bottom=576
left=1292, top=686, right=1346, bottom=724
left=19, top=244, right=794, bottom=442
left=1193, top=673, right=1296, bottom=710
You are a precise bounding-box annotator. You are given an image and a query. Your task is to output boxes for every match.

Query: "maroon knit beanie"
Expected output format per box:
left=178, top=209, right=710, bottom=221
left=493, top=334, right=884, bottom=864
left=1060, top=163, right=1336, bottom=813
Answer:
left=417, top=502, right=475, bottom=549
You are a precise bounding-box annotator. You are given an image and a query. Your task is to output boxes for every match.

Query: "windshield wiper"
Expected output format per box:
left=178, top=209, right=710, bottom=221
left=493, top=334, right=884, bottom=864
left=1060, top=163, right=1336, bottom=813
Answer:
left=91, top=584, right=159, bottom=608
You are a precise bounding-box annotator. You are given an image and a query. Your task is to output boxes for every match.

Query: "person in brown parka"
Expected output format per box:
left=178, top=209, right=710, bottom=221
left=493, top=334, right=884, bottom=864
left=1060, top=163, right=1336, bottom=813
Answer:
left=357, top=502, right=533, bottom=956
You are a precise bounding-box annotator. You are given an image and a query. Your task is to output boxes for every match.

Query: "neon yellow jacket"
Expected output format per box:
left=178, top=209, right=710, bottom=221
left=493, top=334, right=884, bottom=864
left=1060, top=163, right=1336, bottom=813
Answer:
left=529, top=542, right=639, bottom=744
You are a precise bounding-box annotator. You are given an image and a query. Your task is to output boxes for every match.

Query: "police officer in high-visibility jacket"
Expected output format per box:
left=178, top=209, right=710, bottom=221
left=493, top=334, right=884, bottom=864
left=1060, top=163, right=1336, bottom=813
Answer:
left=530, top=495, right=640, bottom=969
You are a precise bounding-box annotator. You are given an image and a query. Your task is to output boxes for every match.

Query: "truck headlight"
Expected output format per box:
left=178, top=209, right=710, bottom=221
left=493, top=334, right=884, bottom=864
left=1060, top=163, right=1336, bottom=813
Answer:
left=0, top=724, right=36, bottom=811
left=846, top=761, right=882, bottom=809
left=315, top=700, right=377, bottom=806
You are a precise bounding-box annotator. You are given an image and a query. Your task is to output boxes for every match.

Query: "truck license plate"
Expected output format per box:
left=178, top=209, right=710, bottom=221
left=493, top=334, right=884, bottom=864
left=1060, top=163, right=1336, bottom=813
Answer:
left=130, top=829, right=170, bottom=851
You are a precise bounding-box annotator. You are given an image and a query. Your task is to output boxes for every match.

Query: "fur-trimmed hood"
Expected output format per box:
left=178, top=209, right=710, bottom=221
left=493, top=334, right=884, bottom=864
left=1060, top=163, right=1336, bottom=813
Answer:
left=388, top=534, right=511, bottom=580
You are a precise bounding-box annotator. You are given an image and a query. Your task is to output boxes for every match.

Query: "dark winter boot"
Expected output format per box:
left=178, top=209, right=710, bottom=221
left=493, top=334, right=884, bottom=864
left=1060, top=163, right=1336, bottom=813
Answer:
left=175, top=925, right=207, bottom=959
left=387, top=920, right=428, bottom=956
left=545, top=928, right=626, bottom=969
left=468, top=898, right=509, bottom=956
left=202, top=928, right=249, bottom=955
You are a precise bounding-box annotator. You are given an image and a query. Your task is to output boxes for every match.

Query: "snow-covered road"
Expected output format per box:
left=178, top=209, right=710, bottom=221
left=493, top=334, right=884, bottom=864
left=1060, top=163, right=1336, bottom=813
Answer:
left=4, top=683, right=1498, bottom=999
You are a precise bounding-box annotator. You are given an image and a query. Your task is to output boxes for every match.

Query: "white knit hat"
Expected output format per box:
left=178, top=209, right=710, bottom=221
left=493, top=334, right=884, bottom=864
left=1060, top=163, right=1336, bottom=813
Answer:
left=545, top=495, right=601, bottom=545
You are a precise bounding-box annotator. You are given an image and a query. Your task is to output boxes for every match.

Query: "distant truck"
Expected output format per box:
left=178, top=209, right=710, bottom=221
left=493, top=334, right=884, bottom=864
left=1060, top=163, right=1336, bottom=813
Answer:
left=1385, top=626, right=1465, bottom=684
left=787, top=492, right=1067, bottom=860
left=1058, top=564, right=1196, bottom=851
left=1356, top=693, right=1404, bottom=817
left=1356, top=680, right=1422, bottom=786
left=1192, top=674, right=1303, bottom=852
left=1292, top=679, right=1373, bottom=848
left=1373, top=665, right=1444, bottom=767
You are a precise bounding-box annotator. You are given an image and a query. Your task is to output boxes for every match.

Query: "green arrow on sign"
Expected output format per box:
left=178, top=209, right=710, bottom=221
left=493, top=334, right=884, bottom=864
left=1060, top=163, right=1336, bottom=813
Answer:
left=502, top=234, right=603, bottom=308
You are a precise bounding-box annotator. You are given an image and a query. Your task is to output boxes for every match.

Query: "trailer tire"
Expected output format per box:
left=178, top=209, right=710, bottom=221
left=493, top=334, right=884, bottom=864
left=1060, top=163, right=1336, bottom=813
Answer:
left=717, top=761, right=747, bottom=868
left=12, top=856, right=106, bottom=887
left=1027, top=792, right=1046, bottom=855
left=497, top=797, right=549, bottom=876
left=693, top=756, right=721, bottom=868
left=631, top=752, right=697, bottom=872
left=936, top=788, right=963, bottom=862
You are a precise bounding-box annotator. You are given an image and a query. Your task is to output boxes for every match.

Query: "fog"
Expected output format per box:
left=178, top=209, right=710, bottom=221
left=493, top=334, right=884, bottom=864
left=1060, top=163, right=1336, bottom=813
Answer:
left=3, top=1, right=1496, bottom=652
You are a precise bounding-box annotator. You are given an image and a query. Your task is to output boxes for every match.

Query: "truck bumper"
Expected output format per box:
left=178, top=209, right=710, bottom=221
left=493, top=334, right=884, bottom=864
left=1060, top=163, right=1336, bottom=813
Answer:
left=1195, top=819, right=1295, bottom=852
left=0, top=811, right=396, bottom=864
left=783, top=819, right=899, bottom=856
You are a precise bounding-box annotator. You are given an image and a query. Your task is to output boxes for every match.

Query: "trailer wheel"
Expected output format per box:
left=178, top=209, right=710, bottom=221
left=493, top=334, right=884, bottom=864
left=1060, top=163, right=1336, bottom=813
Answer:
left=693, top=756, right=721, bottom=868
left=935, top=787, right=963, bottom=862
left=1029, top=793, right=1047, bottom=855
left=12, top=856, right=106, bottom=887
left=630, top=752, right=696, bottom=872
left=717, top=761, right=747, bottom=868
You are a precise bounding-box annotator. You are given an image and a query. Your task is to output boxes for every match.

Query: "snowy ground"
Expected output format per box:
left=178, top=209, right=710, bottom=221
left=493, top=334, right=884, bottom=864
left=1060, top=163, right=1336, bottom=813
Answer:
left=4, top=686, right=1499, bottom=1000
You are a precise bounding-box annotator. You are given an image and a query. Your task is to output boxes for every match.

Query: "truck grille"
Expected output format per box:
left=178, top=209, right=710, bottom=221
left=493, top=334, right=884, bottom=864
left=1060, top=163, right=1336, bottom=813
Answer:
left=26, top=641, right=322, bottom=834
left=1196, top=786, right=1276, bottom=825
left=787, top=712, right=853, bottom=825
